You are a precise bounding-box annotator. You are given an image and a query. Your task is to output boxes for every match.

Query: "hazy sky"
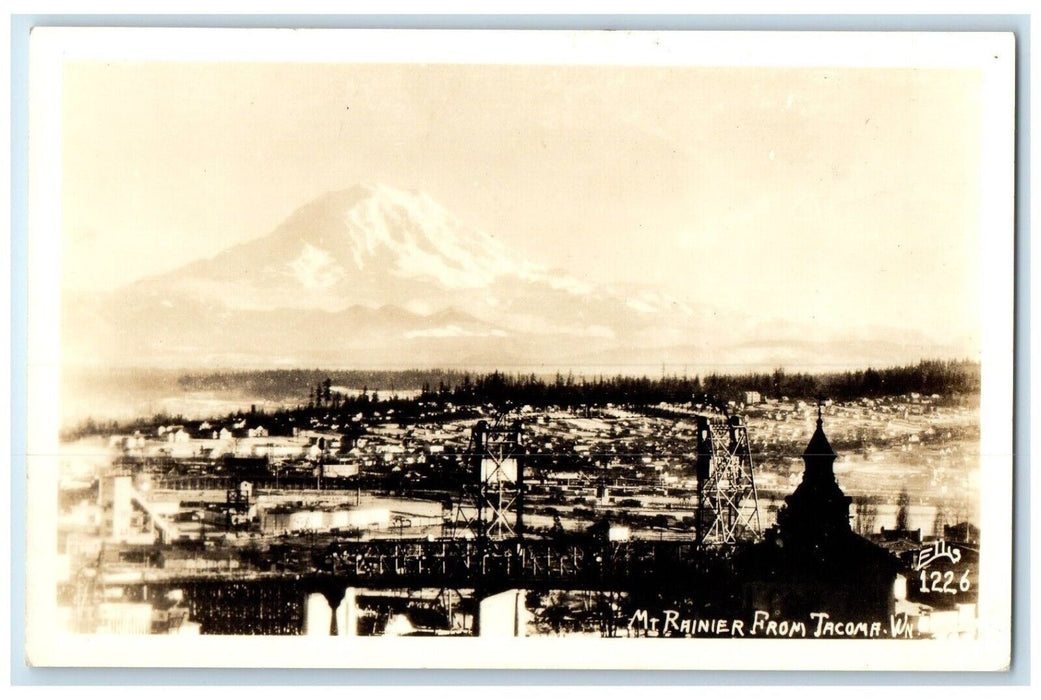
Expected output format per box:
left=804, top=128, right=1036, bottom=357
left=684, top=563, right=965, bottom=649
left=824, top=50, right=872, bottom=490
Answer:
left=61, top=62, right=983, bottom=349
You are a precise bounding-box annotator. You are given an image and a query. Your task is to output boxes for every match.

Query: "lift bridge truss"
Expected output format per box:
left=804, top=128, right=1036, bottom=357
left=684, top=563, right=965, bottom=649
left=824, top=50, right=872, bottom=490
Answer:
left=693, top=412, right=762, bottom=547
left=453, top=416, right=525, bottom=540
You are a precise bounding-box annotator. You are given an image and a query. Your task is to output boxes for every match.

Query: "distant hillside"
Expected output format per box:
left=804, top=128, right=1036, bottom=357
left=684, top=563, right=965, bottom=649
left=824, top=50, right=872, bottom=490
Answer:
left=61, top=359, right=980, bottom=439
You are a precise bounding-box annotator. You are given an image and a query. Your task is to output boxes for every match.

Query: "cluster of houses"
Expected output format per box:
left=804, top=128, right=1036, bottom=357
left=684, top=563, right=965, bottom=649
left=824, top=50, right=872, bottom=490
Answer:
left=94, top=396, right=977, bottom=538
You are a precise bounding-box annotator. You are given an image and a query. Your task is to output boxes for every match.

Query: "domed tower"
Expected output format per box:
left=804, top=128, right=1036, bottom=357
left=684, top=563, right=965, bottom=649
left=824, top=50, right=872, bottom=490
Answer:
left=775, top=406, right=853, bottom=549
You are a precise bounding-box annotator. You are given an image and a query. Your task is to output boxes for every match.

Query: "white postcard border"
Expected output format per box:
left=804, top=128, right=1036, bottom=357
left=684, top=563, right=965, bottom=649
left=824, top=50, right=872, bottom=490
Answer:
left=25, top=27, right=1016, bottom=670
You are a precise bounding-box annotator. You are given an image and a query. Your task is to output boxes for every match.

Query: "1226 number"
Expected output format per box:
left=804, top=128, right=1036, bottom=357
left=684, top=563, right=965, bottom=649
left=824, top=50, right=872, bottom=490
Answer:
left=919, top=569, right=971, bottom=594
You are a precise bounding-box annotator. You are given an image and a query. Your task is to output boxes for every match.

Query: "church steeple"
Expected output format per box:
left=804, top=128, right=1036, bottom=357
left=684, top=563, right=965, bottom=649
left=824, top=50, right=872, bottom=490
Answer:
left=740, top=404, right=904, bottom=625
left=802, top=402, right=838, bottom=481
left=775, top=407, right=852, bottom=543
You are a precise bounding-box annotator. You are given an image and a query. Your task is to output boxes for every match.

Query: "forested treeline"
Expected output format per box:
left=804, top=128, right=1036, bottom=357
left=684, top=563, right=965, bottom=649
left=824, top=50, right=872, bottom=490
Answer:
left=417, top=359, right=979, bottom=407
left=176, top=359, right=979, bottom=407
left=176, top=368, right=465, bottom=399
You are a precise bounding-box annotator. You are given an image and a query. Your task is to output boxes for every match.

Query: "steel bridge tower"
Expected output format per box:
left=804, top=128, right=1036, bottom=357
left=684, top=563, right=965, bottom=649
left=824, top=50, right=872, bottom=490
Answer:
left=453, top=416, right=526, bottom=540
left=694, top=412, right=762, bottom=547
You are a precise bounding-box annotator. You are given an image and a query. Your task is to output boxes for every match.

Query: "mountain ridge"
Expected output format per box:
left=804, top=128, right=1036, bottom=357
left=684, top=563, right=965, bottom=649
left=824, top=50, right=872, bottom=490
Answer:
left=62, top=183, right=972, bottom=370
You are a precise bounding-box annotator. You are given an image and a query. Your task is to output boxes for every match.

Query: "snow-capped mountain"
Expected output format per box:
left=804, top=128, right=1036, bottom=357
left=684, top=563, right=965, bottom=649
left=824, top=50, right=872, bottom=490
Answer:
left=144, top=183, right=547, bottom=311
left=62, top=184, right=966, bottom=370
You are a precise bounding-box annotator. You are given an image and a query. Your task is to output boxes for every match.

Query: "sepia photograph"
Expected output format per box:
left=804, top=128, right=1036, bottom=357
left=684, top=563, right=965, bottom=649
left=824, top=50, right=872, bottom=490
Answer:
left=24, top=28, right=1015, bottom=670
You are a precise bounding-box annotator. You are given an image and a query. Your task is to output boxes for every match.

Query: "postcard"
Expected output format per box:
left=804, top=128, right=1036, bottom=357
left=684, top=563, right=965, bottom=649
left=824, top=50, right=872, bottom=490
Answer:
left=24, top=28, right=1015, bottom=670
